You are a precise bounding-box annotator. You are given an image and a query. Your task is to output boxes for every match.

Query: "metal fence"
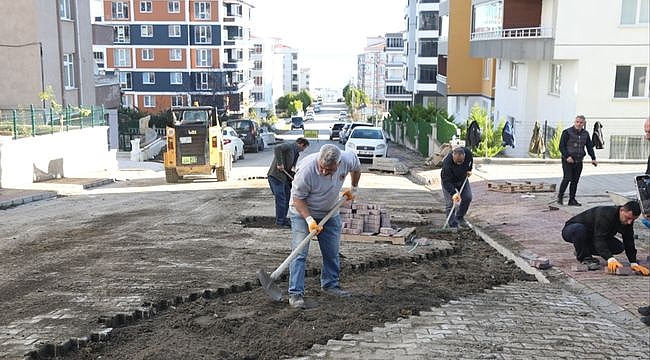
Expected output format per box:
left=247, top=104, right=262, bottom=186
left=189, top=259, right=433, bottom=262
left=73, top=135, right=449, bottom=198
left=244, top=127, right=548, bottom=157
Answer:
left=609, top=135, right=650, bottom=160
left=0, top=105, right=105, bottom=139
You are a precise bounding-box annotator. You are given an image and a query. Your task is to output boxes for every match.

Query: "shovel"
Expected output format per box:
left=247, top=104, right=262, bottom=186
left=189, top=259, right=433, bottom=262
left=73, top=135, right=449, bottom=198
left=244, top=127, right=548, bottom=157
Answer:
left=442, top=176, right=469, bottom=230
left=258, top=196, right=347, bottom=301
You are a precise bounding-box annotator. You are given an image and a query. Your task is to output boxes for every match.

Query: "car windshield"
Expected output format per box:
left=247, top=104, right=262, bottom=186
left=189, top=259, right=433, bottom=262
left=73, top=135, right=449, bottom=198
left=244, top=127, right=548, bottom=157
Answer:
left=228, top=121, right=251, bottom=132
left=352, top=129, right=383, bottom=139
left=332, top=124, right=344, bottom=130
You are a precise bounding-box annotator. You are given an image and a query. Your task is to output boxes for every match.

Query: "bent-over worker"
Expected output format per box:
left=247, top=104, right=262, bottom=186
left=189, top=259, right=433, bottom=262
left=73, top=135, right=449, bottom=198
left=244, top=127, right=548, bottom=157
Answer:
left=440, top=146, right=473, bottom=228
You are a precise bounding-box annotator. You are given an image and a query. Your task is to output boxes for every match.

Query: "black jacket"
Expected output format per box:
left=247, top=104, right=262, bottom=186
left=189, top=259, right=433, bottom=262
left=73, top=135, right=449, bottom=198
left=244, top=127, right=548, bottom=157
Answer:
left=466, top=121, right=482, bottom=147
left=565, top=206, right=637, bottom=262
left=559, top=126, right=596, bottom=162
left=592, top=122, right=604, bottom=149
left=440, top=147, right=473, bottom=195
left=267, top=142, right=299, bottom=183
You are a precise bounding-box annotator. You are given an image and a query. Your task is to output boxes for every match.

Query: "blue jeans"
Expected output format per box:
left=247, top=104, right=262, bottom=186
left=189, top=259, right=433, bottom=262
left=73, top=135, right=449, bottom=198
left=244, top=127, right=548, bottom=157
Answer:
left=288, top=213, right=342, bottom=296
left=561, top=223, right=624, bottom=261
left=442, top=181, right=472, bottom=227
left=268, top=176, right=291, bottom=225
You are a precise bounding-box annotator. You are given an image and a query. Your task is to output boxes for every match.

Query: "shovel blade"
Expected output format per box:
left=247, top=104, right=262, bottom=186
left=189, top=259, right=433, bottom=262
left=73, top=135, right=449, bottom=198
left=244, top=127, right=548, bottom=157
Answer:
left=257, top=270, right=283, bottom=301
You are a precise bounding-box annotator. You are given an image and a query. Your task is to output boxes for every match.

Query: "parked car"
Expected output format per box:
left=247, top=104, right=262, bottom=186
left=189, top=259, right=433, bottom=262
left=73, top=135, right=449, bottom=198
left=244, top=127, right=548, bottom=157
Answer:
left=345, top=126, right=388, bottom=159
left=340, top=122, right=373, bottom=145
left=338, top=123, right=351, bottom=144
left=314, top=104, right=321, bottom=113
left=290, top=116, right=305, bottom=130
left=305, top=110, right=315, bottom=121
left=225, top=119, right=264, bottom=153
left=329, top=122, right=346, bottom=140
left=222, top=126, right=245, bottom=162
left=338, top=110, right=347, bottom=120
left=259, top=126, right=277, bottom=147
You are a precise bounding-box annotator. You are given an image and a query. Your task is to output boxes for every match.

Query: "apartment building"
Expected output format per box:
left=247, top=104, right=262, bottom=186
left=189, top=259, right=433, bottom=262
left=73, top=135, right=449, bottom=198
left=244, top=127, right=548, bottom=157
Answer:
left=299, top=68, right=311, bottom=93
left=470, top=0, right=649, bottom=158
left=250, top=36, right=281, bottom=117
left=274, top=43, right=300, bottom=94
left=357, top=37, right=386, bottom=116
left=0, top=1, right=95, bottom=107
left=384, top=32, right=412, bottom=111
left=93, top=0, right=254, bottom=118
left=438, top=0, right=492, bottom=122
left=404, top=0, right=446, bottom=108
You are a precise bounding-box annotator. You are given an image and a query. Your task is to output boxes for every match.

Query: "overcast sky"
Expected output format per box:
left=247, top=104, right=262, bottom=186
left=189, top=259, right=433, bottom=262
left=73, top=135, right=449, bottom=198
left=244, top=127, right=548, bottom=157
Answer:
left=250, top=0, right=406, bottom=91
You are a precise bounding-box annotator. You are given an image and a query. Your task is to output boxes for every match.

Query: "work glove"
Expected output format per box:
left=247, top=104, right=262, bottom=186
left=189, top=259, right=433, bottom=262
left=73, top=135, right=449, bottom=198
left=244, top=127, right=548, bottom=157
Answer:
left=343, top=186, right=359, bottom=201
left=306, top=216, right=322, bottom=235
left=631, top=263, right=650, bottom=276
left=466, top=171, right=472, bottom=177
left=607, top=257, right=623, bottom=273
left=452, top=192, right=461, bottom=204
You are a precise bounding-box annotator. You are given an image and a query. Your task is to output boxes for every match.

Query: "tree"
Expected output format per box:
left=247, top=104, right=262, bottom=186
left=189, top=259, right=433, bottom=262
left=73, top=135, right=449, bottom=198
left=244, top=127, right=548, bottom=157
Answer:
left=288, top=100, right=303, bottom=115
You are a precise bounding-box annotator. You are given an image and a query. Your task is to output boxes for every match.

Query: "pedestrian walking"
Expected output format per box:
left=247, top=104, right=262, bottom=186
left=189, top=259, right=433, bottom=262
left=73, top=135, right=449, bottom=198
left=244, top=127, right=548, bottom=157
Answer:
left=557, top=115, right=598, bottom=206
left=561, top=201, right=650, bottom=276
left=440, top=146, right=473, bottom=228
left=286, top=144, right=361, bottom=308
left=267, top=137, right=309, bottom=227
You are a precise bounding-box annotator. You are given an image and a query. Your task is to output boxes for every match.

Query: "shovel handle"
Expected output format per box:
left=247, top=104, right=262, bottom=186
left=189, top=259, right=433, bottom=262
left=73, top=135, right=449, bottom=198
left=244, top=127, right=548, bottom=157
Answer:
left=270, top=196, right=347, bottom=280
left=281, top=168, right=294, bottom=180
left=442, top=177, right=469, bottom=229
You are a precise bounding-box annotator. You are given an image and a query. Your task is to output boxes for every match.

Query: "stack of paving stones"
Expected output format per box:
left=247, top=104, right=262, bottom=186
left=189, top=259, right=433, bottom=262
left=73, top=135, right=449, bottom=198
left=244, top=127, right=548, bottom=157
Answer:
left=340, top=202, right=392, bottom=235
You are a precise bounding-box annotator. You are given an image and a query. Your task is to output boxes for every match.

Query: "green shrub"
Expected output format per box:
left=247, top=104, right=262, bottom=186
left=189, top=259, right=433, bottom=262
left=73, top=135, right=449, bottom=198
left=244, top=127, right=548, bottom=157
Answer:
left=548, top=122, right=563, bottom=159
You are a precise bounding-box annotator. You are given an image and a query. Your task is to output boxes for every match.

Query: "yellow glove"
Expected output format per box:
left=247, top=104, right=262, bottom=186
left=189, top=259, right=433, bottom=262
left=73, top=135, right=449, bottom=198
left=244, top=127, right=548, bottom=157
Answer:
left=607, top=257, right=622, bottom=273
left=631, top=263, right=650, bottom=276
left=306, top=216, right=322, bottom=235
left=343, top=186, right=359, bottom=201
left=466, top=171, right=472, bottom=177
left=452, top=192, right=461, bottom=203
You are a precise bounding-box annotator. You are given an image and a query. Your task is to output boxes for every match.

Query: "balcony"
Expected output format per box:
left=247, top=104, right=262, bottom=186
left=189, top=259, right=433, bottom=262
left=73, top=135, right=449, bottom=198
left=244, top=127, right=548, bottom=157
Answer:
left=436, top=74, right=447, bottom=96
left=438, top=36, right=448, bottom=55
left=470, top=26, right=554, bottom=60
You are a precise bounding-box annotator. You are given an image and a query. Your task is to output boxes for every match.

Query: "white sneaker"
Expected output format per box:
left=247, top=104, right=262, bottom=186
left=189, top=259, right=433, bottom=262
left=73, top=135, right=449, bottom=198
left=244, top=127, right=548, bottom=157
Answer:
left=288, top=294, right=304, bottom=308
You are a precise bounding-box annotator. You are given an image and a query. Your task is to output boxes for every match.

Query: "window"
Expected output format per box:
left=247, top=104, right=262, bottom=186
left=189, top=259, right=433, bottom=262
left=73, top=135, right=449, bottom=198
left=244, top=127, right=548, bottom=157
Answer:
left=141, top=25, right=153, bottom=37
left=113, top=25, right=130, bottom=43
left=621, top=0, right=649, bottom=25
left=93, top=51, right=105, bottom=68
left=418, top=65, right=437, bottom=83
left=196, top=49, right=212, bottom=67
left=195, top=26, right=212, bottom=43
left=122, top=94, right=134, bottom=108
left=169, top=48, right=182, bottom=61
left=549, top=63, right=561, bottom=95
left=168, top=0, right=180, bottom=13
left=119, top=72, right=132, bottom=89
left=194, top=2, right=211, bottom=19
left=419, top=11, right=439, bottom=31
left=60, top=0, right=72, bottom=20
left=171, top=95, right=184, bottom=107
left=509, top=62, right=519, bottom=89
left=142, top=48, right=154, bottom=61
left=111, top=1, right=129, bottom=19
left=252, top=92, right=263, bottom=101
left=614, top=65, right=648, bottom=98
left=254, top=76, right=262, bottom=86
left=197, top=72, right=210, bottom=90
left=63, top=53, right=75, bottom=89
left=114, top=48, right=131, bottom=67
left=253, top=60, right=262, bottom=70
left=419, top=38, right=438, bottom=57
left=139, top=1, right=152, bottom=13
left=483, top=59, right=492, bottom=80
left=254, top=44, right=263, bottom=54
left=143, top=95, right=155, bottom=108
left=170, top=72, right=183, bottom=85
left=143, top=72, right=156, bottom=84
left=168, top=24, right=181, bottom=38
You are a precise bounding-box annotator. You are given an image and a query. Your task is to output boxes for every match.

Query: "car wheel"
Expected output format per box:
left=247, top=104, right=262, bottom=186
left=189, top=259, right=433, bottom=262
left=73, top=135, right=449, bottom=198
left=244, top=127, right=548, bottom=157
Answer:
left=252, top=143, right=259, bottom=153
left=232, top=150, right=237, bottom=163
left=259, top=139, right=264, bottom=151
left=238, top=149, right=245, bottom=160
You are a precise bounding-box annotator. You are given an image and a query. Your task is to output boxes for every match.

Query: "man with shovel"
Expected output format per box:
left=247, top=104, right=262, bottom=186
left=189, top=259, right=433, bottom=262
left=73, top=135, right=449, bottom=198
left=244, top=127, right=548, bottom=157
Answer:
left=286, top=144, right=361, bottom=308
left=267, top=137, right=310, bottom=227
left=440, top=146, right=473, bottom=228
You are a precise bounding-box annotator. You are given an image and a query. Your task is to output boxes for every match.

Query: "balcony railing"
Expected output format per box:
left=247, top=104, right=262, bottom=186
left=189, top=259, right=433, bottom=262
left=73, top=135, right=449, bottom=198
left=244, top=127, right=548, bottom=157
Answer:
left=471, top=26, right=553, bottom=41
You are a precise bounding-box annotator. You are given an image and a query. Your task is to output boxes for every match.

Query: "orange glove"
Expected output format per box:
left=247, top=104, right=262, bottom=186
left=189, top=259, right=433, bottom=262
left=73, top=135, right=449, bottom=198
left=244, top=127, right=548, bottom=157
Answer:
left=631, top=263, right=650, bottom=276
left=607, top=257, right=622, bottom=273
left=452, top=192, right=461, bottom=203
left=343, top=186, right=358, bottom=201
left=306, top=216, right=322, bottom=235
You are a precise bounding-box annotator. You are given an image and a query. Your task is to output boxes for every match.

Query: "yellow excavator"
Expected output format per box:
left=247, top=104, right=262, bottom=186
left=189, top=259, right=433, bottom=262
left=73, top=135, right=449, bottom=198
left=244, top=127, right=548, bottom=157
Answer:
left=163, top=105, right=232, bottom=183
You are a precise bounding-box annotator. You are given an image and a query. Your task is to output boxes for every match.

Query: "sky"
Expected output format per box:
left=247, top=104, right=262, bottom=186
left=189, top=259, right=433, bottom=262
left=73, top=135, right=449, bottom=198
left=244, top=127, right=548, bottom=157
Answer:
left=250, top=0, right=406, bottom=91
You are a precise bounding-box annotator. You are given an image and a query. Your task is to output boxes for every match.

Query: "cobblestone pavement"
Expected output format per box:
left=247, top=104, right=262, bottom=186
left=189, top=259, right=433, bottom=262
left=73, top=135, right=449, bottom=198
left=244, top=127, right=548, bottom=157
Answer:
left=1, top=147, right=649, bottom=359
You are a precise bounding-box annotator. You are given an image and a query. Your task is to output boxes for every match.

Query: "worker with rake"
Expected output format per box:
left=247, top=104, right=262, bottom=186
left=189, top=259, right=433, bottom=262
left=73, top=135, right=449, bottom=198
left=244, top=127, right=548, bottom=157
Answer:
left=440, top=146, right=473, bottom=228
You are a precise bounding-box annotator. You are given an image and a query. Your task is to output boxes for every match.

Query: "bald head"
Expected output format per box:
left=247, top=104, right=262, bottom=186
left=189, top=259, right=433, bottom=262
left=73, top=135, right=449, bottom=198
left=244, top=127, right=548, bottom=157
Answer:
left=644, top=117, right=650, bottom=141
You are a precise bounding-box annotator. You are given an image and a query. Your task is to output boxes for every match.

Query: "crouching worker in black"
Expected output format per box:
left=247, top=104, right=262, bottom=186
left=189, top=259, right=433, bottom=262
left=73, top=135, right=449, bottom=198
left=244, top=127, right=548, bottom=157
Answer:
left=561, top=201, right=650, bottom=275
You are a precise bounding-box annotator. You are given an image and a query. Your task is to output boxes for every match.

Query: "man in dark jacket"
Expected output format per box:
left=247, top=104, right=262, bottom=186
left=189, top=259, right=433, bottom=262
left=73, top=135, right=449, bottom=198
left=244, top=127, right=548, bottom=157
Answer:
left=267, top=137, right=309, bottom=227
left=440, top=146, right=473, bottom=228
left=561, top=201, right=649, bottom=276
left=557, top=115, right=598, bottom=206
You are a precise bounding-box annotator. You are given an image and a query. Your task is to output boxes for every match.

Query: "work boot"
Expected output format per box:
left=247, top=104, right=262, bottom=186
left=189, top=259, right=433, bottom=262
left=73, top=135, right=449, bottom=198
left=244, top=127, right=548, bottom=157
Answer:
left=641, top=316, right=650, bottom=326
left=639, top=306, right=650, bottom=316
left=322, top=286, right=351, bottom=297
left=580, top=256, right=601, bottom=271
left=568, top=199, right=582, bottom=206
left=288, top=294, right=304, bottom=308
left=557, top=195, right=564, bottom=205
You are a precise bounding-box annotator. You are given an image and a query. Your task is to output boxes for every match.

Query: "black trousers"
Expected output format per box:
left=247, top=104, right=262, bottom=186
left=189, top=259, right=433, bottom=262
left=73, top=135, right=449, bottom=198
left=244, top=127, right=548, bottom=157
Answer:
left=558, top=159, right=583, bottom=200
left=561, top=223, right=624, bottom=261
